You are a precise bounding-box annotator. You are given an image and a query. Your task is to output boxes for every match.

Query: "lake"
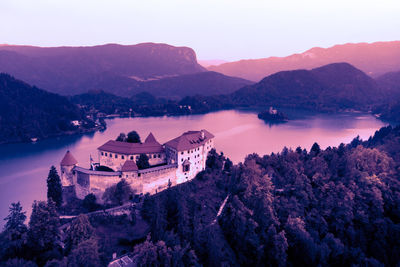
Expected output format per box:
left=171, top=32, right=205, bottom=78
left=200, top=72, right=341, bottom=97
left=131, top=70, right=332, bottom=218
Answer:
left=0, top=109, right=386, bottom=226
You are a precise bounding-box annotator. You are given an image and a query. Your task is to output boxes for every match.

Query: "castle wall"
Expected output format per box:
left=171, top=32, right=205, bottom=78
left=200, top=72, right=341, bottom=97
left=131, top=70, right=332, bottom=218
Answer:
left=70, top=164, right=178, bottom=201
left=138, top=165, right=177, bottom=195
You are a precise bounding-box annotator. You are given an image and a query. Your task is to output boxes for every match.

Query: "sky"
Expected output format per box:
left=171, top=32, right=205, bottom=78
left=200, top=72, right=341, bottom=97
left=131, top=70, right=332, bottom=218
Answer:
left=1, top=0, right=400, bottom=61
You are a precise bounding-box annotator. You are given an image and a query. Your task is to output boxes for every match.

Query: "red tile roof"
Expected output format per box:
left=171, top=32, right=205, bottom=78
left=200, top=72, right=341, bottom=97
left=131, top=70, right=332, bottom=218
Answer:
left=98, top=140, right=163, bottom=154
left=121, top=160, right=138, bottom=172
left=60, top=150, right=78, bottom=166
left=165, top=130, right=214, bottom=151
left=144, top=132, right=159, bottom=144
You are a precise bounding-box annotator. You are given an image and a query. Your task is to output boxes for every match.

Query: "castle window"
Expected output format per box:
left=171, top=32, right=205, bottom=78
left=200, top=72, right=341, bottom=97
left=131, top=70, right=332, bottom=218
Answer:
left=101, top=152, right=104, bottom=155
left=130, top=156, right=133, bottom=160
left=183, top=165, right=190, bottom=172
left=181, top=151, right=184, bottom=155
left=110, top=153, right=112, bottom=157
left=122, top=155, right=125, bottom=159
left=105, top=153, right=108, bottom=156
left=115, top=154, right=118, bottom=158
left=158, top=154, right=161, bottom=158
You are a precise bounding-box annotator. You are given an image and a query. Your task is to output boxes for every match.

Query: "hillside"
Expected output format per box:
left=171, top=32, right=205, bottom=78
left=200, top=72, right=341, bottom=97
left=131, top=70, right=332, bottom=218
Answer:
left=376, top=71, right=400, bottom=98
left=135, top=125, right=400, bottom=266
left=230, top=63, right=381, bottom=111
left=209, top=41, right=400, bottom=81
left=0, top=73, right=95, bottom=144
left=0, top=43, right=205, bottom=95
left=132, top=71, right=253, bottom=99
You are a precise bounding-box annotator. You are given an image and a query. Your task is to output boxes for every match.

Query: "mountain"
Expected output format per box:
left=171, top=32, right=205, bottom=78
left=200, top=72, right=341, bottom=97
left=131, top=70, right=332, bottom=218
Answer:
left=376, top=71, right=400, bottom=98
left=0, top=43, right=205, bottom=95
left=132, top=71, right=253, bottom=99
left=0, top=73, right=95, bottom=144
left=198, top=59, right=228, bottom=67
left=230, top=63, right=381, bottom=111
left=209, top=41, right=400, bottom=81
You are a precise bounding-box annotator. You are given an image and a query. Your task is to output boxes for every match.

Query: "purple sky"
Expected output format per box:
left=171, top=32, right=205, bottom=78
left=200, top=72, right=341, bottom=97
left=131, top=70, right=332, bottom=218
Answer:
left=1, top=0, right=399, bottom=61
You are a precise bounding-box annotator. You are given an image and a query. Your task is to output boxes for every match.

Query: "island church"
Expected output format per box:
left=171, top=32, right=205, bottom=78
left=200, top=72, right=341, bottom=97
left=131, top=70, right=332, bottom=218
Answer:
left=60, top=130, right=214, bottom=201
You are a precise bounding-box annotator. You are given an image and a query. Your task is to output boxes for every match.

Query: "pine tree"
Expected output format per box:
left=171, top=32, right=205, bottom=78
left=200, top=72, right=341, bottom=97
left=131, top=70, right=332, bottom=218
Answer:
left=1, top=202, right=28, bottom=260
left=28, top=200, right=60, bottom=253
left=64, top=214, right=94, bottom=253
left=4, top=202, right=27, bottom=233
left=47, top=166, right=62, bottom=207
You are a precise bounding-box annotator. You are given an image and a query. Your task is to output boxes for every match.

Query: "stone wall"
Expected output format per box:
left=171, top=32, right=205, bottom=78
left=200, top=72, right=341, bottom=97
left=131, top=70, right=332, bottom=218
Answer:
left=71, top=164, right=178, bottom=201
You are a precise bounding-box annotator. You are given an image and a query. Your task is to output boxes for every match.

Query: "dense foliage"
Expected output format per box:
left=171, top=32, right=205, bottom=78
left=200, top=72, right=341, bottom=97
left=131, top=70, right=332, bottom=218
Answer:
left=139, top=125, right=400, bottom=266
left=0, top=73, right=90, bottom=144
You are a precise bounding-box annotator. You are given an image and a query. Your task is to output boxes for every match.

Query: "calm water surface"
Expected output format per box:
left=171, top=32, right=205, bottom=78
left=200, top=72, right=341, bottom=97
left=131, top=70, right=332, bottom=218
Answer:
left=0, top=110, right=386, bottom=226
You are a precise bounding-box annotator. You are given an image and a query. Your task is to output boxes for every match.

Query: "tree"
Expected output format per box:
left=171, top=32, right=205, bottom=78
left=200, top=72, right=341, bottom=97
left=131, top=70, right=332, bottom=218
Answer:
left=1, top=202, right=28, bottom=260
left=64, top=214, right=94, bottom=253
left=4, top=202, right=27, bottom=234
left=136, top=154, right=150, bottom=169
left=116, top=133, right=126, bottom=142
left=115, top=179, right=134, bottom=205
left=132, top=235, right=199, bottom=266
left=102, top=179, right=133, bottom=206
left=27, top=201, right=60, bottom=254
left=223, top=158, right=233, bottom=172
left=82, top=194, right=98, bottom=212
left=47, top=166, right=62, bottom=207
left=67, top=239, right=100, bottom=267
left=310, top=142, right=321, bottom=155
left=3, top=258, right=38, bottom=267
left=127, top=131, right=141, bottom=143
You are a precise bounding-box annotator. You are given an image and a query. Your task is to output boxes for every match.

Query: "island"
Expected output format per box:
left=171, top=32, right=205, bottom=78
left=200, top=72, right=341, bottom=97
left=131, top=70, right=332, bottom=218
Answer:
left=257, top=107, right=289, bottom=123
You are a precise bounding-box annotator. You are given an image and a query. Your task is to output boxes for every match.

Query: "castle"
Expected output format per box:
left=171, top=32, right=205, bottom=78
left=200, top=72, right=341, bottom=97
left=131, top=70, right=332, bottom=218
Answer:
left=60, top=129, right=214, bottom=201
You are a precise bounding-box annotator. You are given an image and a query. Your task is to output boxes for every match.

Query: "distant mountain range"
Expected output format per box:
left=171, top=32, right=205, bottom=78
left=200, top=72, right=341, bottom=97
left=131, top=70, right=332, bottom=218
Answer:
left=0, top=43, right=206, bottom=95
left=0, top=73, right=97, bottom=144
left=198, top=59, right=228, bottom=67
left=208, top=41, right=400, bottom=81
left=0, top=43, right=254, bottom=98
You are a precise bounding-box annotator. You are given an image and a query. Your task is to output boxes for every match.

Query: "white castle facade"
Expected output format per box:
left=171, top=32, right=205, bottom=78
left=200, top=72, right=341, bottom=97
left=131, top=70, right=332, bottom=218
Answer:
left=60, top=130, right=214, bottom=201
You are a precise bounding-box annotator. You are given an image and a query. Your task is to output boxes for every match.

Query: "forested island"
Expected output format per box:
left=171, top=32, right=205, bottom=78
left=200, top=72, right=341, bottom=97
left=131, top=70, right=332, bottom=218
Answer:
left=1, top=125, right=400, bottom=266
left=258, top=107, right=289, bottom=123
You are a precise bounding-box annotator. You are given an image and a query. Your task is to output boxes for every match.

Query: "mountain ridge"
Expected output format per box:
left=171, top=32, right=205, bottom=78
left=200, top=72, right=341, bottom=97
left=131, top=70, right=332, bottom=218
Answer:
left=209, top=41, right=400, bottom=81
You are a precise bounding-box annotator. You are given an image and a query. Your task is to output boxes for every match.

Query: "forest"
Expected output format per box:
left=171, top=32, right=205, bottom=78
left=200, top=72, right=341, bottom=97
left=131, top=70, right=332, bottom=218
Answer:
left=136, top=125, right=400, bottom=266
left=1, top=125, right=400, bottom=266
left=0, top=74, right=99, bottom=144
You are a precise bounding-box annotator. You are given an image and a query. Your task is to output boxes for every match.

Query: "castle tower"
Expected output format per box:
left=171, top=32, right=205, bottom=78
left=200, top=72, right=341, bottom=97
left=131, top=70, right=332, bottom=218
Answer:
left=60, top=150, right=78, bottom=187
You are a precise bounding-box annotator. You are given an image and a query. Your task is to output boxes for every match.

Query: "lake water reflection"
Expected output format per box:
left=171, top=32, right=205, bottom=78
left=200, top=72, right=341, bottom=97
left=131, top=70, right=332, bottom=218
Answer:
left=0, top=109, right=386, bottom=226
